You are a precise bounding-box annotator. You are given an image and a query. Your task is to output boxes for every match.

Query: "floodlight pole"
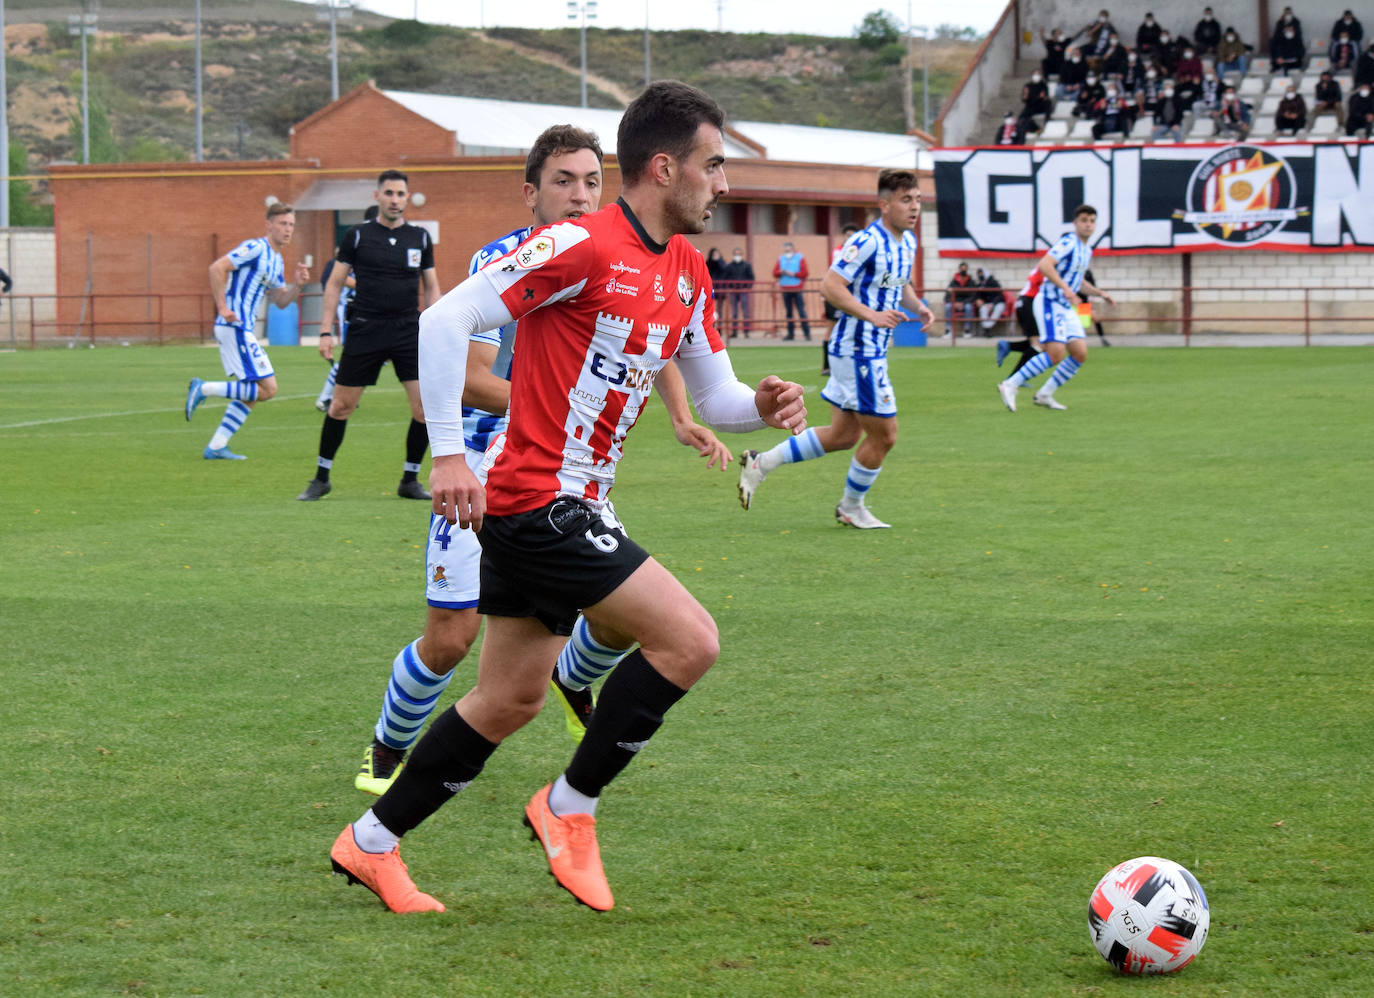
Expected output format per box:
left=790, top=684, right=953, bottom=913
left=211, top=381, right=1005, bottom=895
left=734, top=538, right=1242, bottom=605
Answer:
left=67, top=2, right=99, bottom=164
left=1, top=0, right=9, bottom=227
left=567, top=2, right=597, bottom=108
left=644, top=0, right=650, bottom=86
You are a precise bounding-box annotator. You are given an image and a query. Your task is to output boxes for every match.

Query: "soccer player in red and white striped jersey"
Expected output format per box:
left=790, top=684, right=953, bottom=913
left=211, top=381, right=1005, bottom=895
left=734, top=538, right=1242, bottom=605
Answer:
left=329, top=81, right=806, bottom=914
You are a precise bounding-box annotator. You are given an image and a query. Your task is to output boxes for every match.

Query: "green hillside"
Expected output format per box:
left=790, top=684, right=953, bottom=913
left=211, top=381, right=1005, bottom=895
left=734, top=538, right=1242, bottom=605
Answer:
left=4, top=0, right=977, bottom=172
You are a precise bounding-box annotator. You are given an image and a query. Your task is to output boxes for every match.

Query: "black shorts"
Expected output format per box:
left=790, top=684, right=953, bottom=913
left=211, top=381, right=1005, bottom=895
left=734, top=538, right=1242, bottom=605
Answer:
left=336, top=313, right=420, bottom=386
left=1015, top=296, right=1038, bottom=340
left=477, top=498, right=650, bottom=635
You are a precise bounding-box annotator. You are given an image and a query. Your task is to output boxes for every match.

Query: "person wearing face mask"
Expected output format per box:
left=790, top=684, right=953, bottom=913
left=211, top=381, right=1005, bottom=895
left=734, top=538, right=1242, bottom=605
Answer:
left=1074, top=73, right=1106, bottom=117
left=1271, top=23, right=1305, bottom=74
left=1213, top=87, right=1252, bottom=138
left=1021, top=70, right=1053, bottom=121
left=946, top=262, right=976, bottom=337
left=1042, top=27, right=1067, bottom=78
left=1217, top=28, right=1249, bottom=78
left=1103, top=37, right=1129, bottom=82
left=721, top=247, right=756, bottom=339
left=1312, top=70, right=1347, bottom=128
left=1348, top=83, right=1374, bottom=138
left=1194, top=7, right=1221, bottom=56
left=1331, top=32, right=1357, bottom=71
left=1275, top=87, right=1307, bottom=135
left=994, top=110, right=1028, bottom=145
left=1356, top=42, right=1374, bottom=87
left=1060, top=47, right=1088, bottom=100
left=1154, top=31, right=1178, bottom=75
left=1330, top=11, right=1364, bottom=52
left=1273, top=7, right=1304, bottom=51
left=1081, top=9, right=1117, bottom=64
left=1136, top=68, right=1162, bottom=115
left=1092, top=84, right=1135, bottom=138
left=1152, top=82, right=1185, bottom=140
left=1175, top=45, right=1203, bottom=82
left=1194, top=69, right=1222, bottom=115
left=1136, top=13, right=1161, bottom=57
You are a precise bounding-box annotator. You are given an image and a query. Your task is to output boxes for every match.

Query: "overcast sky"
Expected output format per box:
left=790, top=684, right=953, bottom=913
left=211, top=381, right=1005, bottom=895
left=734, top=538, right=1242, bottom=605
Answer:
left=317, top=0, right=1007, bottom=37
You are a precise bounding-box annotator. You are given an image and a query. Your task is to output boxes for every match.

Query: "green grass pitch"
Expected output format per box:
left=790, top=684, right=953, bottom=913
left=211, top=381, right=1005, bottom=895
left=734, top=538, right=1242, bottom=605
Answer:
left=1, top=343, right=1371, bottom=996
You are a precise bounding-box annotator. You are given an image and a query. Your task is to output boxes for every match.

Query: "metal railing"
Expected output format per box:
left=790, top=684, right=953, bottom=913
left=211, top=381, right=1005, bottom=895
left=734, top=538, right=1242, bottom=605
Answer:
left=3, top=283, right=1368, bottom=348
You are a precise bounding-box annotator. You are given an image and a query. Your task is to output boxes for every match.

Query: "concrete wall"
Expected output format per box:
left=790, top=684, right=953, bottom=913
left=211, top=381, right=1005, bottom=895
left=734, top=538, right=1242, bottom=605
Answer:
left=941, top=5, right=1022, bottom=147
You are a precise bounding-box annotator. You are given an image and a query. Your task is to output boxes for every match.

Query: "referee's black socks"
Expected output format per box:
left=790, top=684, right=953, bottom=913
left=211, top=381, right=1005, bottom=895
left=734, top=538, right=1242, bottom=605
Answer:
left=403, top=419, right=429, bottom=482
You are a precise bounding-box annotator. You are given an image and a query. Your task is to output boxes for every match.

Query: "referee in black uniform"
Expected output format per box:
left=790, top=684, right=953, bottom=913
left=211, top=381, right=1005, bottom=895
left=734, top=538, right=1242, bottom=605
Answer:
left=298, top=169, right=441, bottom=501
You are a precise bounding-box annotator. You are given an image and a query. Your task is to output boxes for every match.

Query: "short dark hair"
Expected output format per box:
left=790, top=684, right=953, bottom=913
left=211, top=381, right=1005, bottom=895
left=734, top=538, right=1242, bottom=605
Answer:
left=878, top=169, right=917, bottom=198
left=376, top=169, right=408, bottom=188
left=617, top=80, right=725, bottom=185
left=266, top=201, right=294, bottom=219
left=363, top=204, right=379, bottom=221
left=1073, top=203, right=1098, bottom=219
left=525, top=125, right=604, bottom=186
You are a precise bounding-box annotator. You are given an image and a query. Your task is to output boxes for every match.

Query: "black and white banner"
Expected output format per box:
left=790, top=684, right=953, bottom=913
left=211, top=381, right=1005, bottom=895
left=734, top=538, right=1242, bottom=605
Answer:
left=933, top=142, right=1374, bottom=256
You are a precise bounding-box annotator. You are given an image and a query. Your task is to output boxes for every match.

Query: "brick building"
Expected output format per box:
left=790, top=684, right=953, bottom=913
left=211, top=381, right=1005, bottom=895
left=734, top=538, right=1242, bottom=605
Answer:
left=47, top=83, right=930, bottom=342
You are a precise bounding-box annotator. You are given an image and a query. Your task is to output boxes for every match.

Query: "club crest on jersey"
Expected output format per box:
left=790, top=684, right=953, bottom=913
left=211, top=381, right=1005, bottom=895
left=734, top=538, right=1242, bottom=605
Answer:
left=514, top=237, right=555, bottom=270
left=676, top=271, right=695, bottom=307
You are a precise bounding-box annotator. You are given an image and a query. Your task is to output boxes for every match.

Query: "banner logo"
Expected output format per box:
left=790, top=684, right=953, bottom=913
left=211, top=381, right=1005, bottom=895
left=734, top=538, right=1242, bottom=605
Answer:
left=1180, top=146, right=1299, bottom=244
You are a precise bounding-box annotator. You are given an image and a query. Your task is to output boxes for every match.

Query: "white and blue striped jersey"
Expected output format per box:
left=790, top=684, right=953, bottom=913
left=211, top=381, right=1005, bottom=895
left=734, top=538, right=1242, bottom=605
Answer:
left=827, top=220, right=917, bottom=359
left=216, top=237, right=284, bottom=335
left=1040, top=231, right=1092, bottom=306
left=461, top=225, right=529, bottom=455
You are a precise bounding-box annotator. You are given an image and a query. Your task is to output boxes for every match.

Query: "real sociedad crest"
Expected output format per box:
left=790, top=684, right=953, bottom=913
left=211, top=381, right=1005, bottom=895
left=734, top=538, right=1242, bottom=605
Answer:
left=1180, top=145, right=1299, bottom=244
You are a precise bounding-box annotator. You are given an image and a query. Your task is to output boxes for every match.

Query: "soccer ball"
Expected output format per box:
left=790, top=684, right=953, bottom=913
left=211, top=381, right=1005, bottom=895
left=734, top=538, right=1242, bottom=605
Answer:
left=1088, top=856, right=1210, bottom=974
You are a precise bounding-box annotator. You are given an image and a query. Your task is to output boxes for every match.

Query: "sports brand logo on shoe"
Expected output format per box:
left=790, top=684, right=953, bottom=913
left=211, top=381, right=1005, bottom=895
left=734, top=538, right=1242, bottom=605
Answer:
left=539, top=809, right=564, bottom=859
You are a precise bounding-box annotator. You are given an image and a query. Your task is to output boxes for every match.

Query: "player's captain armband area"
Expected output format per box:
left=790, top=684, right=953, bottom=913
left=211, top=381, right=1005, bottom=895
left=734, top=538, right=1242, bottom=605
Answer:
left=932, top=143, right=1374, bottom=256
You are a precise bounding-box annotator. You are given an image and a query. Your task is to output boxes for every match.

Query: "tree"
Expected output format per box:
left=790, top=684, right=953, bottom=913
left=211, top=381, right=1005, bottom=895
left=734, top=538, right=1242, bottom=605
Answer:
left=8, top=142, right=53, bottom=227
left=67, top=90, right=122, bottom=164
left=855, top=10, right=902, bottom=50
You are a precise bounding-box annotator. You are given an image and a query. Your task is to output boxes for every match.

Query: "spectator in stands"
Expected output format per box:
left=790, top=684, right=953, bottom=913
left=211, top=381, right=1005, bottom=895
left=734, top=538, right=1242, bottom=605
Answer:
left=994, top=111, right=1028, bottom=145
left=1273, top=7, right=1304, bottom=52
left=1275, top=86, right=1308, bottom=134
left=1152, top=83, right=1186, bottom=140
left=946, top=263, right=976, bottom=337
left=1349, top=83, right=1374, bottom=137
left=1217, top=28, right=1249, bottom=78
left=1082, top=10, right=1118, bottom=69
left=1330, top=11, right=1364, bottom=53
left=1042, top=28, right=1068, bottom=78
left=1214, top=87, right=1252, bottom=138
left=974, top=270, right=1007, bottom=333
left=1075, top=74, right=1106, bottom=117
left=1194, top=7, right=1222, bottom=56
left=1092, top=85, right=1136, bottom=138
left=1021, top=70, right=1053, bottom=123
left=1136, top=68, right=1162, bottom=114
left=1060, top=47, right=1088, bottom=100
left=1271, top=23, right=1306, bottom=74
left=1155, top=31, right=1179, bottom=76
left=1103, top=39, right=1130, bottom=83
left=1312, top=70, right=1346, bottom=127
left=1175, top=67, right=1202, bottom=108
left=1123, top=49, right=1148, bottom=92
left=1136, top=13, right=1161, bottom=58
left=1195, top=67, right=1223, bottom=114
left=1331, top=31, right=1358, bottom=71
left=1174, top=45, right=1203, bottom=83
left=1356, top=42, right=1374, bottom=87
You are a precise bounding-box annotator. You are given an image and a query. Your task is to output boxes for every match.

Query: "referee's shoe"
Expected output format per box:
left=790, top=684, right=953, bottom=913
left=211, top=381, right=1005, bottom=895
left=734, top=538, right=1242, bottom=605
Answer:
left=397, top=478, right=431, bottom=500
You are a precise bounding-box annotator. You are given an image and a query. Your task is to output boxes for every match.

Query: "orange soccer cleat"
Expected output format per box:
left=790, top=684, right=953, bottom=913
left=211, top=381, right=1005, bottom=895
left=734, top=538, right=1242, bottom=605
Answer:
left=329, top=825, right=444, bottom=913
left=522, top=784, right=614, bottom=911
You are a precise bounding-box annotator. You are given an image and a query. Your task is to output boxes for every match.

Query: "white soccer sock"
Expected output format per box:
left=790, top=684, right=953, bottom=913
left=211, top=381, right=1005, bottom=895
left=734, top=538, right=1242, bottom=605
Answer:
left=841, top=457, right=882, bottom=505
left=556, top=616, right=631, bottom=690
left=547, top=773, right=598, bottom=817
left=208, top=401, right=251, bottom=450
left=201, top=380, right=258, bottom=402
left=759, top=427, right=825, bottom=473
left=352, top=808, right=400, bottom=853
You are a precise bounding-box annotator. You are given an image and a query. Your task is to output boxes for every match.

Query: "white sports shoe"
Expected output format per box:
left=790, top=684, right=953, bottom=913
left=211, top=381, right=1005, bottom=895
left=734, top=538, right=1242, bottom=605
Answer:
left=835, top=501, right=890, bottom=529
left=997, top=380, right=1018, bottom=412
left=1033, top=392, right=1067, bottom=410
left=738, top=449, right=766, bottom=510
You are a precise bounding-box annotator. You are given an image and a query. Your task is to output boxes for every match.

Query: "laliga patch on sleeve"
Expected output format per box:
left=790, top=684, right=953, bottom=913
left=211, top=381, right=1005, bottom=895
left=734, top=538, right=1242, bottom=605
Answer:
left=407, top=248, right=422, bottom=268
left=514, top=237, right=556, bottom=270
left=842, top=243, right=861, bottom=262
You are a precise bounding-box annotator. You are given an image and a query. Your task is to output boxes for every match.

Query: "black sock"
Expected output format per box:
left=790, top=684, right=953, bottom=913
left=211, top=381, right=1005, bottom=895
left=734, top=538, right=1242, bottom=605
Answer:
left=403, top=419, right=429, bottom=481
left=371, top=707, right=498, bottom=838
left=563, top=650, right=688, bottom=799
left=316, top=416, right=347, bottom=479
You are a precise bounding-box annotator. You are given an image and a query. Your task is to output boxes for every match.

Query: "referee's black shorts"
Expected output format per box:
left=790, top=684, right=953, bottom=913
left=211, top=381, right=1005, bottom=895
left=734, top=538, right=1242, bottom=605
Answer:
left=477, top=497, right=650, bottom=636
left=336, top=312, right=420, bottom=385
